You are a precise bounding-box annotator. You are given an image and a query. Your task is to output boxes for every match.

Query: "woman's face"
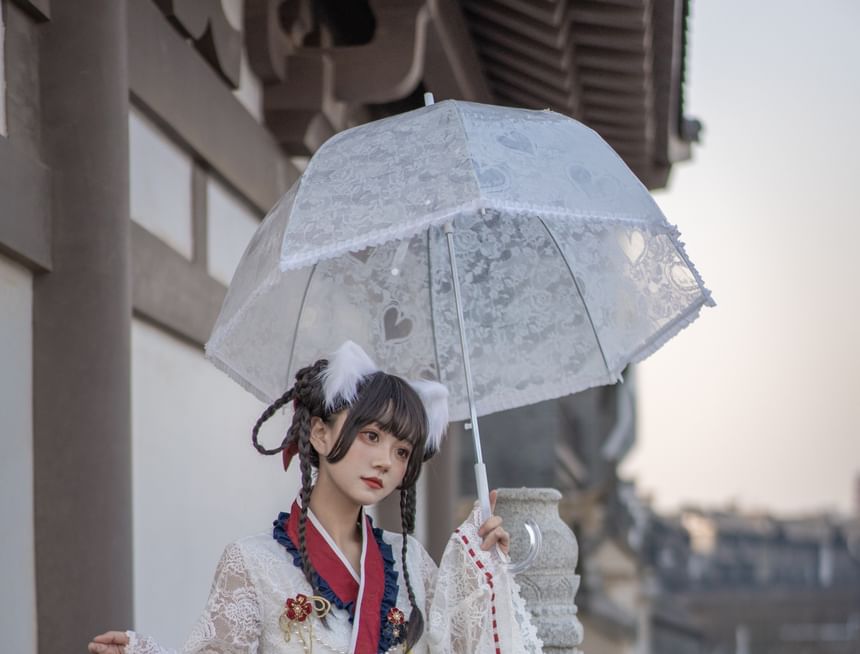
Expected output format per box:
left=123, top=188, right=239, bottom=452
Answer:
left=312, top=412, right=413, bottom=506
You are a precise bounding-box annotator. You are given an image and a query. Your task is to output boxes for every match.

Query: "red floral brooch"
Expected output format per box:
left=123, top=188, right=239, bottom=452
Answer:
left=285, top=594, right=314, bottom=622
left=279, top=593, right=331, bottom=652
left=385, top=606, right=407, bottom=642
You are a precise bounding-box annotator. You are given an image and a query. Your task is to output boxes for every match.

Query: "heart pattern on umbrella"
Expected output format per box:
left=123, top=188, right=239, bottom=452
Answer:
left=474, top=162, right=509, bottom=190
left=497, top=130, right=535, bottom=155
left=618, top=230, right=646, bottom=265
left=349, top=246, right=375, bottom=264
left=670, top=263, right=697, bottom=290
left=383, top=306, right=413, bottom=342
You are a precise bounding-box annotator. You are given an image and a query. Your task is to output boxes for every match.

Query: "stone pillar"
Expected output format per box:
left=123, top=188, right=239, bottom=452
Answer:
left=33, top=2, right=132, bottom=653
left=495, top=488, right=584, bottom=654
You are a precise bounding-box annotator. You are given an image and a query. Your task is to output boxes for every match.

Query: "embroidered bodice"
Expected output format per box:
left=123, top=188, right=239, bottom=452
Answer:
left=126, top=507, right=541, bottom=654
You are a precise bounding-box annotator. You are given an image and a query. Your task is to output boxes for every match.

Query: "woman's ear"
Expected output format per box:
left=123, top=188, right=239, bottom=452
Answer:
left=309, top=416, right=333, bottom=457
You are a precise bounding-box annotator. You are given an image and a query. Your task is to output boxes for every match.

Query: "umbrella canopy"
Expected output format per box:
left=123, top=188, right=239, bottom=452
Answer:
left=206, top=100, right=713, bottom=422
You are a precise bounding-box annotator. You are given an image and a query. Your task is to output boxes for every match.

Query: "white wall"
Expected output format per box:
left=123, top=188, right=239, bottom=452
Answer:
left=129, top=107, right=193, bottom=258
left=0, top=255, right=36, bottom=654
left=131, top=318, right=298, bottom=647
left=206, top=175, right=260, bottom=286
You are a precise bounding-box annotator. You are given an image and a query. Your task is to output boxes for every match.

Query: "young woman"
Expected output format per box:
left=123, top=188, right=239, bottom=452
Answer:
left=88, top=342, right=540, bottom=654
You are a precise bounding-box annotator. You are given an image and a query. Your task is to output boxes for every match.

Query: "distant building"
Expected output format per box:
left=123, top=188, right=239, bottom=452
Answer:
left=648, top=507, right=860, bottom=653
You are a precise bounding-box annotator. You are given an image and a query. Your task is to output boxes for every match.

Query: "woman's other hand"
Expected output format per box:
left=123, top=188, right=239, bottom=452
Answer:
left=88, top=630, right=129, bottom=654
left=478, top=489, right=510, bottom=554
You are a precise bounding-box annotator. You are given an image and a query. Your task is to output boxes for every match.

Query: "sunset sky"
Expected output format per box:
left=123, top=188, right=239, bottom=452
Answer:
left=621, top=0, right=860, bottom=516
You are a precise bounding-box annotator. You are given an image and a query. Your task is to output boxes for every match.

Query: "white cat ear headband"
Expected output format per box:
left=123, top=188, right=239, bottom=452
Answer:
left=320, top=340, right=449, bottom=457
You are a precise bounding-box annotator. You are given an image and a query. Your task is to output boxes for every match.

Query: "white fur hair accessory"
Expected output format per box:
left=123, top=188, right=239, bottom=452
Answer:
left=321, top=341, right=380, bottom=411
left=319, top=341, right=449, bottom=454
left=407, top=379, right=449, bottom=458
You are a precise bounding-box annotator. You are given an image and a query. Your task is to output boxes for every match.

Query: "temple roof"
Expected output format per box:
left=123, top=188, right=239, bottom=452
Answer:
left=242, top=0, right=700, bottom=191
left=459, top=0, right=700, bottom=188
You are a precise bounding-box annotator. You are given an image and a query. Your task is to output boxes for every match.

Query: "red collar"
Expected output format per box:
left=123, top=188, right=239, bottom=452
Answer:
left=286, top=501, right=386, bottom=652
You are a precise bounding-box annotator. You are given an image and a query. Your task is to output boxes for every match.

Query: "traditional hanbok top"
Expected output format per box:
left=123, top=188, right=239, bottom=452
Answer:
left=125, top=502, right=542, bottom=654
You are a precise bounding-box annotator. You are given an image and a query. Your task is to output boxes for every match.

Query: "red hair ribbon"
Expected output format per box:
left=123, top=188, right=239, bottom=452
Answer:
left=282, top=441, right=299, bottom=471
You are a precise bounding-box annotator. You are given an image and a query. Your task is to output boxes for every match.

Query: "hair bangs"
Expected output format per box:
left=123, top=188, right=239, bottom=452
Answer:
left=327, top=372, right=428, bottom=487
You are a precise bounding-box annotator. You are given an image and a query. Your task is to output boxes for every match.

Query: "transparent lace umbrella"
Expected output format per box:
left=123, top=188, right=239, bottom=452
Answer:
left=206, top=96, right=714, bottom=569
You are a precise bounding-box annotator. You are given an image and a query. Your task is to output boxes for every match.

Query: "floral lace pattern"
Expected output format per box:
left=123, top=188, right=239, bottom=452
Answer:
left=427, top=507, right=542, bottom=654
left=277, top=101, right=665, bottom=270
left=126, top=511, right=540, bottom=654
left=208, top=206, right=713, bottom=421
left=126, top=542, right=261, bottom=654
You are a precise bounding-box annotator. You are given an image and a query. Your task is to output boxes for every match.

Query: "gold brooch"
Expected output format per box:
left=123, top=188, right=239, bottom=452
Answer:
left=279, top=593, right=332, bottom=652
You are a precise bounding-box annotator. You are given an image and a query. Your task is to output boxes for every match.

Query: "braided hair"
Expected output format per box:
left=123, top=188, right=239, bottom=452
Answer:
left=252, top=358, right=430, bottom=650
left=399, top=485, right=423, bottom=648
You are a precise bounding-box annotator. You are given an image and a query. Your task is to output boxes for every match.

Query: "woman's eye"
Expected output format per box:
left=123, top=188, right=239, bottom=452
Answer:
left=396, top=448, right=411, bottom=460
left=362, top=431, right=380, bottom=443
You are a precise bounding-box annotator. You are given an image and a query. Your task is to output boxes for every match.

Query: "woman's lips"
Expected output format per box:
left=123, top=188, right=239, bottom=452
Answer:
left=361, top=477, right=383, bottom=490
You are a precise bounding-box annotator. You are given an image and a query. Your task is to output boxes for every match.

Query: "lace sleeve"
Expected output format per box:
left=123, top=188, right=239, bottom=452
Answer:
left=127, top=542, right=262, bottom=654
left=425, top=507, right=542, bottom=654
left=418, top=540, right=439, bottom=613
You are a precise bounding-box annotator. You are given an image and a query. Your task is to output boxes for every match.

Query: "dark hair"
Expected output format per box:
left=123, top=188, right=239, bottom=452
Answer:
left=252, top=359, right=428, bottom=650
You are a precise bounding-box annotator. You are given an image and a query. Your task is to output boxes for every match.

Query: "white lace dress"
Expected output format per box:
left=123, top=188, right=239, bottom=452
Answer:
left=126, top=508, right=542, bottom=654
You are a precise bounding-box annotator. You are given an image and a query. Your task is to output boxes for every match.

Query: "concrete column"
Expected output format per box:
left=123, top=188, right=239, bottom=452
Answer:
left=33, top=2, right=132, bottom=653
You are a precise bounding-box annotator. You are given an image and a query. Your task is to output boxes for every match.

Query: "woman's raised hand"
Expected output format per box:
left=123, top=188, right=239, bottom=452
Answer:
left=477, top=489, right=510, bottom=555
left=88, top=630, right=129, bottom=654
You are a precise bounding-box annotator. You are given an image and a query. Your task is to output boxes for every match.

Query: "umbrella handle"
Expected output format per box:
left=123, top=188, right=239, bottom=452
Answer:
left=476, top=463, right=542, bottom=574
left=506, top=519, right=542, bottom=575
left=475, top=463, right=493, bottom=522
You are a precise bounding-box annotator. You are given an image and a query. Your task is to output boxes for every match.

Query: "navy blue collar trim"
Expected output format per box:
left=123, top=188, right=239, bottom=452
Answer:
left=272, top=511, right=405, bottom=653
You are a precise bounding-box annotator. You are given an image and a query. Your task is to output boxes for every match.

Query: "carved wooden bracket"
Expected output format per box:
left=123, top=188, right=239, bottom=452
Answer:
left=246, top=0, right=427, bottom=102
left=263, top=52, right=346, bottom=155
left=245, top=0, right=315, bottom=84
left=153, top=0, right=241, bottom=88
left=322, top=0, right=429, bottom=104
left=245, top=0, right=431, bottom=155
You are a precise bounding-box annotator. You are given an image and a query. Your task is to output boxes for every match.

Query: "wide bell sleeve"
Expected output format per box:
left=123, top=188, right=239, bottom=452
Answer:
left=425, top=506, right=543, bottom=654
left=126, top=542, right=262, bottom=654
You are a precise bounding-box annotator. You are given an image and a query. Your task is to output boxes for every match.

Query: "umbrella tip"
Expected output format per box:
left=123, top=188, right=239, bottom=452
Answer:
left=423, top=92, right=435, bottom=106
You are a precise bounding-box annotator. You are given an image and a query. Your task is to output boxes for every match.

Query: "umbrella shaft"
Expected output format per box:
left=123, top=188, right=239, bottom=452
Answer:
left=444, top=224, right=484, bottom=465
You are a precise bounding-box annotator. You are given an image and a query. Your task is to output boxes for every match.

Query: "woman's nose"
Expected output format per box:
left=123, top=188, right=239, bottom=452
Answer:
left=374, top=450, right=392, bottom=470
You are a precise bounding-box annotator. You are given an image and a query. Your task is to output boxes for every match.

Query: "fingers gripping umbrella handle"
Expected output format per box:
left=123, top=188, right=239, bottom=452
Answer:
left=476, top=465, right=541, bottom=574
